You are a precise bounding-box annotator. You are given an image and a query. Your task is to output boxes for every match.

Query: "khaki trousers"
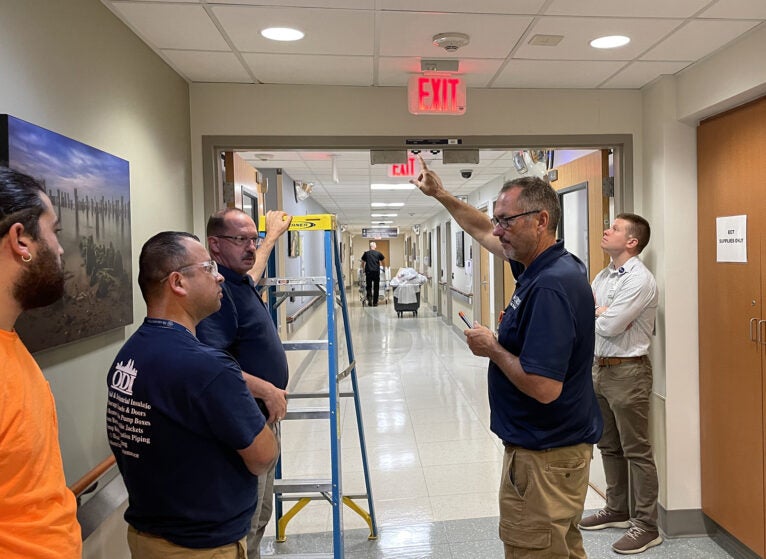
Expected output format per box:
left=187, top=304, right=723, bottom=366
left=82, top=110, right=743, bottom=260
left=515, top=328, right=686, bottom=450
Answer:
left=592, top=357, right=659, bottom=531
left=247, top=424, right=278, bottom=559
left=127, top=526, right=246, bottom=559
left=499, top=443, right=592, bottom=558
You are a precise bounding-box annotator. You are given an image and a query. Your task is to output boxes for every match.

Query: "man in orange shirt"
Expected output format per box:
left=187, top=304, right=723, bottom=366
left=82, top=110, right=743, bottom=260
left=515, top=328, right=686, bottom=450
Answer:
left=0, top=167, right=81, bottom=558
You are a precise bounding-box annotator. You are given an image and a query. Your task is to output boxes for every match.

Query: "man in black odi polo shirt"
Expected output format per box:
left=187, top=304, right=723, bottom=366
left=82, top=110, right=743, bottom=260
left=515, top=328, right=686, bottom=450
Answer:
left=106, top=232, right=278, bottom=558
left=197, top=208, right=291, bottom=559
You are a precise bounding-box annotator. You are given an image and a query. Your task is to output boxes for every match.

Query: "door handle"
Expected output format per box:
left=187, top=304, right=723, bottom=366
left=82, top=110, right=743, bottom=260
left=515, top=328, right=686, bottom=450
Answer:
left=751, top=317, right=759, bottom=342
left=481, top=281, right=488, bottom=286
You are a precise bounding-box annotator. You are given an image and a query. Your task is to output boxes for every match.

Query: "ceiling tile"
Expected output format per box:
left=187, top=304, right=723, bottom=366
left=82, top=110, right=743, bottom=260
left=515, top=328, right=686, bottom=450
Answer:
left=243, top=53, right=373, bottom=85
left=377, top=0, right=546, bottom=14
left=601, top=60, right=692, bottom=88
left=109, top=3, right=229, bottom=50
left=378, top=12, right=533, bottom=58
left=545, top=0, right=711, bottom=18
left=209, top=0, right=373, bottom=7
left=162, top=50, right=252, bottom=83
left=641, top=19, right=761, bottom=61
left=492, top=59, right=626, bottom=88
left=699, top=0, right=766, bottom=19
left=516, top=17, right=682, bottom=60
left=212, top=5, right=374, bottom=55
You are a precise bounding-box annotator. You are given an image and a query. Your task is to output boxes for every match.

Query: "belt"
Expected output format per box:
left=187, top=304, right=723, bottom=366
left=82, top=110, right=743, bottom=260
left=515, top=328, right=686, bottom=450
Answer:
left=596, top=356, right=644, bottom=367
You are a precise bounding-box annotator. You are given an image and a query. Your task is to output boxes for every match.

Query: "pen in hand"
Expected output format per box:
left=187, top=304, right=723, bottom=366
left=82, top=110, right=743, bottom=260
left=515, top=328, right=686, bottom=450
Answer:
left=458, top=311, right=473, bottom=329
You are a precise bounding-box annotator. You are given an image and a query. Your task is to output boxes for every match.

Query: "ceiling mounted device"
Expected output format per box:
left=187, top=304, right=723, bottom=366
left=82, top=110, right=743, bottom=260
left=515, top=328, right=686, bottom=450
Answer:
left=432, top=32, right=470, bottom=53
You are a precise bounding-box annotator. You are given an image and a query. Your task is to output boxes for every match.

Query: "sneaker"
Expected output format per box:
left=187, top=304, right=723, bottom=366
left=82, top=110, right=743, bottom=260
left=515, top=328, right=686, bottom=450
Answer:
left=612, top=526, right=663, bottom=555
left=578, top=509, right=631, bottom=530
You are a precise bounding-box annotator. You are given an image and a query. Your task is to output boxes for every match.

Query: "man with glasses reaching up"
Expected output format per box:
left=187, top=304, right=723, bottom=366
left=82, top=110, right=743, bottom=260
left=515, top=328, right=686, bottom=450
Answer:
left=107, top=232, right=278, bottom=559
left=411, top=156, right=602, bottom=559
left=197, top=208, right=292, bottom=559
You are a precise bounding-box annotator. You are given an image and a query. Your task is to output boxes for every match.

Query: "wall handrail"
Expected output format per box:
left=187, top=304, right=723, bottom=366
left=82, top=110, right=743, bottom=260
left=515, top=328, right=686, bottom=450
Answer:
left=286, top=295, right=323, bottom=324
left=69, top=455, right=116, bottom=500
left=449, top=286, right=473, bottom=298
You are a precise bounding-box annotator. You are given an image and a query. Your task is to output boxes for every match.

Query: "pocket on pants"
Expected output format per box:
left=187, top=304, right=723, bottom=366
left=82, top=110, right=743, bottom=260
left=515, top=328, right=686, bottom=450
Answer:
left=499, top=519, right=551, bottom=550
left=499, top=450, right=551, bottom=550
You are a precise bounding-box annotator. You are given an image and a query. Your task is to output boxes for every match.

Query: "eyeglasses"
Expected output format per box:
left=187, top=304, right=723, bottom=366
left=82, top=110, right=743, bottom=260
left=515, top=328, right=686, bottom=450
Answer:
left=490, top=210, right=541, bottom=230
left=160, top=260, right=219, bottom=283
left=215, top=234, right=264, bottom=248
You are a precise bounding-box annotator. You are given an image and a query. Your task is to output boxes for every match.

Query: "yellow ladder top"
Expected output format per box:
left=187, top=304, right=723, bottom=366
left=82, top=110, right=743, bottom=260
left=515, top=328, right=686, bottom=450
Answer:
left=259, top=214, right=336, bottom=232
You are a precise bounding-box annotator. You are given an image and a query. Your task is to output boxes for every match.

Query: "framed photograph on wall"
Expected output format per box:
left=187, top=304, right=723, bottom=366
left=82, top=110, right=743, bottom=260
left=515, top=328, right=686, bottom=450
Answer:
left=1, top=114, right=133, bottom=353
left=455, top=230, right=465, bottom=268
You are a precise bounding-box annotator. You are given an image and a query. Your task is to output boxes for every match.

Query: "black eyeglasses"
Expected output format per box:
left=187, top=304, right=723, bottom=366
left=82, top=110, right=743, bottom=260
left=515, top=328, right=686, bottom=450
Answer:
left=215, top=235, right=264, bottom=248
left=160, top=260, right=219, bottom=283
left=490, top=210, right=541, bottom=229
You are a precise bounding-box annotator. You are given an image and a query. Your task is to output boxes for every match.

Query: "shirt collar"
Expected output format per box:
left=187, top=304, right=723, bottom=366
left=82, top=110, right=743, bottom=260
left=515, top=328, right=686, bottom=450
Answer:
left=516, top=240, right=567, bottom=285
left=217, top=263, right=254, bottom=286
left=608, top=255, right=639, bottom=276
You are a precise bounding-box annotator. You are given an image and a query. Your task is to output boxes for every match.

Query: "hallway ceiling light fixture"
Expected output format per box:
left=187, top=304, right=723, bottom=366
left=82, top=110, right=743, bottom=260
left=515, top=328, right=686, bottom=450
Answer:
left=261, top=27, right=304, bottom=41
left=371, top=213, right=398, bottom=217
left=371, top=202, right=405, bottom=207
left=372, top=220, right=394, bottom=224
left=590, top=35, right=630, bottom=49
left=371, top=183, right=415, bottom=190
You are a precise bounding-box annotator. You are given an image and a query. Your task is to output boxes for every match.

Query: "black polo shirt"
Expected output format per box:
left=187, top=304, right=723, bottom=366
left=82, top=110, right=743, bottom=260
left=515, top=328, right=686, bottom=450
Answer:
left=197, top=265, right=289, bottom=400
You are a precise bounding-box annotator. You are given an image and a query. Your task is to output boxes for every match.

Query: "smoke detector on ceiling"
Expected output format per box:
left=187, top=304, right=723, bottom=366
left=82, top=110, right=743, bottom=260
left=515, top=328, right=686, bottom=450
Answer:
left=432, top=32, right=470, bottom=53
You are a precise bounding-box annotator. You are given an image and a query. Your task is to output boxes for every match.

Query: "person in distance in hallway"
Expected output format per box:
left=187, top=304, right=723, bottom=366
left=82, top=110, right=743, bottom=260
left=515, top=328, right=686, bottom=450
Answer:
left=411, top=155, right=602, bottom=559
left=578, top=214, right=662, bottom=555
left=106, top=232, right=278, bottom=559
left=0, top=167, right=81, bottom=559
left=197, top=208, right=291, bottom=559
left=360, top=241, right=385, bottom=306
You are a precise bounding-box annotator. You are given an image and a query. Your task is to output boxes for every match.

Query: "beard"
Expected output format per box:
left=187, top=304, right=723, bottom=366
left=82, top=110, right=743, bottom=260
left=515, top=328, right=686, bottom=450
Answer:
left=14, top=242, right=66, bottom=310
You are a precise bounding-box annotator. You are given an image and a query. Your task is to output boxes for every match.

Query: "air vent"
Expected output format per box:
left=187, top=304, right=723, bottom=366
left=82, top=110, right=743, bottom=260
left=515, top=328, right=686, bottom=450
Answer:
left=528, top=34, right=564, bottom=47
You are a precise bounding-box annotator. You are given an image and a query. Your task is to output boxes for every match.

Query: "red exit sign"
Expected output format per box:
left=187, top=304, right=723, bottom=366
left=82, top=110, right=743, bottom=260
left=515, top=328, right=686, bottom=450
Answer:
left=408, top=75, right=466, bottom=115
left=388, top=156, right=417, bottom=177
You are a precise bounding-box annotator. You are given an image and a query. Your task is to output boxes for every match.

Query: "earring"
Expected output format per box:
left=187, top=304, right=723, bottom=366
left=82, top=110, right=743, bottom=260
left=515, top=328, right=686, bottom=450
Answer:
left=21, top=253, right=32, bottom=263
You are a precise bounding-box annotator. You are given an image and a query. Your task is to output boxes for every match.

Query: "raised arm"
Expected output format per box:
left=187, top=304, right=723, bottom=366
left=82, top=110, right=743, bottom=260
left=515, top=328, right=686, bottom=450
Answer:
left=248, top=210, right=292, bottom=282
left=410, top=155, right=505, bottom=259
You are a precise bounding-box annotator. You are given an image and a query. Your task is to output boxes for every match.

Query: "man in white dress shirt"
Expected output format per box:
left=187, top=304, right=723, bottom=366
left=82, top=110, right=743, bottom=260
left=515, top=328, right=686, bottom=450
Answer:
left=578, top=213, right=662, bottom=555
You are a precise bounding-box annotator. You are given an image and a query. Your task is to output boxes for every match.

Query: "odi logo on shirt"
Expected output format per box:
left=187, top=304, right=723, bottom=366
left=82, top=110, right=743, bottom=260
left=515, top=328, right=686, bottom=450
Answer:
left=111, top=358, right=138, bottom=396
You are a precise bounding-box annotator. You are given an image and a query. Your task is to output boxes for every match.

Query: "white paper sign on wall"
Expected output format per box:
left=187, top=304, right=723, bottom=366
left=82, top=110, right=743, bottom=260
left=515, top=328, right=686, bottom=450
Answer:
left=716, top=214, right=747, bottom=263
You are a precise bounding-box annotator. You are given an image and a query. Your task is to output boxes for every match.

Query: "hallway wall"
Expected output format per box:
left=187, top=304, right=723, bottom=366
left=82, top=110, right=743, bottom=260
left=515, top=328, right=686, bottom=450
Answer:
left=0, top=0, right=192, bottom=483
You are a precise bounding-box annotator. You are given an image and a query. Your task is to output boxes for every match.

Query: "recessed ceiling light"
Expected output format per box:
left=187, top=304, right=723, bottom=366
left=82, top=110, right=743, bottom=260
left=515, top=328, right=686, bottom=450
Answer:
left=261, top=27, right=304, bottom=42
left=590, top=35, right=630, bottom=49
left=371, top=213, right=398, bottom=217
left=371, top=184, right=415, bottom=190
left=372, top=221, right=394, bottom=225
left=371, top=202, right=405, bottom=208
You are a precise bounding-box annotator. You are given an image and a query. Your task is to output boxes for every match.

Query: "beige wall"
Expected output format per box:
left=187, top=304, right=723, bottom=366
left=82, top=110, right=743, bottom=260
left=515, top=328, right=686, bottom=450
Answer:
left=0, top=0, right=192, bottom=483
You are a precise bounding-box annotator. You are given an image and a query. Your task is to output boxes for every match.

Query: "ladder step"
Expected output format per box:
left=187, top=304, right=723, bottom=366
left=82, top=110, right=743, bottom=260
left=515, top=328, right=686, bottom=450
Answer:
left=283, top=340, right=329, bottom=351
left=274, top=478, right=332, bottom=493
left=284, top=407, right=330, bottom=420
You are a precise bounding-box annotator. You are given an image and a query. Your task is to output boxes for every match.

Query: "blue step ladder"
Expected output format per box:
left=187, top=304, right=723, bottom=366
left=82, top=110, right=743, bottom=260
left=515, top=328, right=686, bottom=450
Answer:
left=259, top=215, right=378, bottom=558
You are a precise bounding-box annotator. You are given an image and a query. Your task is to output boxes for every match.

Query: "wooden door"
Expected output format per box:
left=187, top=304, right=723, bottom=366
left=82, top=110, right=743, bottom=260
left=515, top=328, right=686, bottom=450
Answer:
left=480, top=245, right=490, bottom=326
left=698, top=97, right=766, bottom=557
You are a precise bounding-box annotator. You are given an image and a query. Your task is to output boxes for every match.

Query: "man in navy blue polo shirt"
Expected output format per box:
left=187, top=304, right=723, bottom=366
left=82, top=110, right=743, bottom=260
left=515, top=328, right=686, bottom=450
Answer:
left=197, top=208, right=291, bottom=559
left=411, top=156, right=602, bottom=559
left=106, top=232, right=278, bottom=559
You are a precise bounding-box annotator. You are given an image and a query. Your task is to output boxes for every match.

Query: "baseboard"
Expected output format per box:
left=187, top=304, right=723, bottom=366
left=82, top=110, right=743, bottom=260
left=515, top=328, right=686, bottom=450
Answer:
left=659, top=505, right=708, bottom=537
left=660, top=505, right=761, bottom=558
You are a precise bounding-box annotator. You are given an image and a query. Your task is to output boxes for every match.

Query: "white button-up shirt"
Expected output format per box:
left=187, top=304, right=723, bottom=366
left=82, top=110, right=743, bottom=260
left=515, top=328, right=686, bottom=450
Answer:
left=592, top=256, right=658, bottom=357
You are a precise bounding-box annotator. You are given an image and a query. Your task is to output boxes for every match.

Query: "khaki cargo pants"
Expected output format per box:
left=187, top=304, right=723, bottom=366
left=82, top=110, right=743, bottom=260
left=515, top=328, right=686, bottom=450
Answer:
left=499, top=442, right=592, bottom=558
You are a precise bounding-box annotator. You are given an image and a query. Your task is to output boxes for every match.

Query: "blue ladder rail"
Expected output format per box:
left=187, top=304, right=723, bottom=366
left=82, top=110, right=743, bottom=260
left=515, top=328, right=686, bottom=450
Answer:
left=263, top=222, right=378, bottom=559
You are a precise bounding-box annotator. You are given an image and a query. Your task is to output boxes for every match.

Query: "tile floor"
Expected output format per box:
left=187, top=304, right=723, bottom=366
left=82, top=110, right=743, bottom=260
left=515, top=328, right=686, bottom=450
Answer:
left=261, top=298, right=735, bottom=558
